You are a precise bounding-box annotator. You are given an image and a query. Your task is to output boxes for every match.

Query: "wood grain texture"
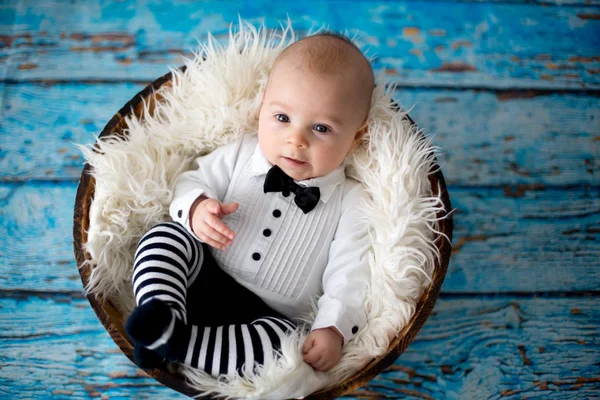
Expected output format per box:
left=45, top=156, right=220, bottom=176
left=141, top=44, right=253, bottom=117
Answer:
left=0, top=0, right=18, bottom=82
left=0, top=82, right=141, bottom=181
left=1, top=295, right=597, bottom=399
left=349, top=296, right=600, bottom=399
left=445, top=186, right=600, bottom=293
left=2, top=182, right=598, bottom=293
left=1, top=0, right=598, bottom=398
left=1, top=1, right=599, bottom=89
left=0, top=182, right=77, bottom=292
left=1, top=83, right=598, bottom=185
left=0, top=295, right=185, bottom=399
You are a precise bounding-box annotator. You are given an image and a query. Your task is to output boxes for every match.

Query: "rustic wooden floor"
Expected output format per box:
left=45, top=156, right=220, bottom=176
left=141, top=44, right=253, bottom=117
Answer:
left=1, top=0, right=599, bottom=399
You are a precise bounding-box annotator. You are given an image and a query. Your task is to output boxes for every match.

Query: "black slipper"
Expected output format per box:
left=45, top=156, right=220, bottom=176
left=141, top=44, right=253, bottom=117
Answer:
left=133, top=345, right=166, bottom=370
left=125, top=299, right=173, bottom=347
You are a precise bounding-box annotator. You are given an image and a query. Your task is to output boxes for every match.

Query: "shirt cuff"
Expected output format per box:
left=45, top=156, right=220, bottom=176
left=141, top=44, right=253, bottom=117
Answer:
left=310, top=295, right=367, bottom=345
left=169, top=189, right=214, bottom=242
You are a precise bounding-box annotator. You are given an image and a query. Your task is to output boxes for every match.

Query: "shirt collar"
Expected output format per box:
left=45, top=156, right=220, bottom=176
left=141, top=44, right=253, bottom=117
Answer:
left=250, top=141, right=346, bottom=203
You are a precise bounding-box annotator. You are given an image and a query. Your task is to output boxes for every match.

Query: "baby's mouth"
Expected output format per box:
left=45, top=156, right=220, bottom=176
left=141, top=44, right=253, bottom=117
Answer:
left=283, top=156, right=306, bottom=166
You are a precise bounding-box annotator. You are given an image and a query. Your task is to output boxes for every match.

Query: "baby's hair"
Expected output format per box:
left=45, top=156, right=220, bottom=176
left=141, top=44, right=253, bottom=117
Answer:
left=322, top=31, right=359, bottom=46
left=276, top=31, right=374, bottom=83
left=267, top=30, right=375, bottom=129
left=303, top=31, right=365, bottom=58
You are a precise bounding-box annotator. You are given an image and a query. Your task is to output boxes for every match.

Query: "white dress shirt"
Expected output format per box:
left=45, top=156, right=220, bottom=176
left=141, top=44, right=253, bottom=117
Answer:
left=169, top=133, right=371, bottom=343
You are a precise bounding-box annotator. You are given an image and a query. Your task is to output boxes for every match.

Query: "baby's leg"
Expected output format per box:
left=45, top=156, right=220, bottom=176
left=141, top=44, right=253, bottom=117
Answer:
left=129, top=300, right=296, bottom=376
left=126, top=221, right=203, bottom=365
left=184, top=316, right=296, bottom=377
left=125, top=221, right=297, bottom=377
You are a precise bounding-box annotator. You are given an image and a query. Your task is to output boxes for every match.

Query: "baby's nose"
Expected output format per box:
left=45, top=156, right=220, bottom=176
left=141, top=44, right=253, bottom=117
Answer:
left=286, top=128, right=309, bottom=147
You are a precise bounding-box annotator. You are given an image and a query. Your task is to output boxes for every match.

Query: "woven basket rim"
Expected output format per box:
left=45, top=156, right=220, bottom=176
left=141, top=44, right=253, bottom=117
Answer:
left=73, top=66, right=453, bottom=399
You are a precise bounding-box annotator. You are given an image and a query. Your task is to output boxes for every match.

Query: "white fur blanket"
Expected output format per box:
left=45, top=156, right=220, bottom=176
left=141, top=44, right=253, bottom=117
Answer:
left=78, top=21, right=445, bottom=399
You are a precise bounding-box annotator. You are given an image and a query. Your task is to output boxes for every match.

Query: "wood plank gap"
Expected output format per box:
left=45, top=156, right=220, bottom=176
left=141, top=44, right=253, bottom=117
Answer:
left=0, top=289, right=84, bottom=299
left=469, top=0, right=600, bottom=6
left=2, top=289, right=599, bottom=301
left=2, top=79, right=600, bottom=97
left=448, top=184, right=599, bottom=192
left=3, top=180, right=598, bottom=193
left=439, top=291, right=600, bottom=298
left=0, top=178, right=79, bottom=186
left=0, top=3, right=17, bottom=121
left=2, top=78, right=154, bottom=85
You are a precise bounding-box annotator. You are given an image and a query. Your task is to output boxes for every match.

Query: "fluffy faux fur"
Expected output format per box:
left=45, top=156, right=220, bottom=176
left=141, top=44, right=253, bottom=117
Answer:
left=78, top=21, right=446, bottom=399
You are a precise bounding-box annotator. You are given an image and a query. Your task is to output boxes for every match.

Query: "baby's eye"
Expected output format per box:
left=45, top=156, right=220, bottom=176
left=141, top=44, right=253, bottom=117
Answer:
left=275, top=114, right=289, bottom=123
left=313, top=124, right=329, bottom=133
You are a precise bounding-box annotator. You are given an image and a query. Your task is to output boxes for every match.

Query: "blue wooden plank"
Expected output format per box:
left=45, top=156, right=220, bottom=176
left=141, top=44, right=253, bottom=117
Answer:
left=351, top=296, right=600, bottom=399
left=0, top=295, right=598, bottom=399
left=0, top=182, right=79, bottom=292
left=1, top=0, right=598, bottom=89
left=0, top=2, right=597, bottom=399
left=1, top=182, right=598, bottom=293
left=0, top=0, right=17, bottom=83
left=0, top=295, right=186, bottom=399
left=389, top=90, right=599, bottom=187
left=0, top=82, right=141, bottom=180
left=1, top=83, right=598, bottom=185
left=446, top=186, right=600, bottom=293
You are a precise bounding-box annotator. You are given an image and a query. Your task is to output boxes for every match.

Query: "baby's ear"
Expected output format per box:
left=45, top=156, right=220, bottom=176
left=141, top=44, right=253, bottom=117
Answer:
left=356, top=119, right=369, bottom=139
left=351, top=123, right=368, bottom=151
left=255, top=89, right=266, bottom=120
left=358, top=119, right=369, bottom=135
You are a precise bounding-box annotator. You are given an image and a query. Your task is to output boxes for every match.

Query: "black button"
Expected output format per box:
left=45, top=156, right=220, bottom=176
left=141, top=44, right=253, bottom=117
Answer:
left=272, top=209, right=281, bottom=218
left=352, top=326, right=358, bottom=334
left=177, top=210, right=182, bottom=218
left=252, top=252, right=261, bottom=261
left=263, top=229, right=271, bottom=237
left=282, top=191, right=289, bottom=197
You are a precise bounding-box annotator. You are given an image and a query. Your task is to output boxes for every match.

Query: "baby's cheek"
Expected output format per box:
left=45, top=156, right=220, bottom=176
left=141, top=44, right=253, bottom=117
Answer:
left=320, top=147, right=345, bottom=168
left=258, top=139, right=278, bottom=164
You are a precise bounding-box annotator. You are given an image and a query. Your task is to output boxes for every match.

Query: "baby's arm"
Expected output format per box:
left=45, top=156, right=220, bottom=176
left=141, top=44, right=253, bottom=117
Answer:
left=170, top=136, right=245, bottom=243
left=305, top=182, right=371, bottom=370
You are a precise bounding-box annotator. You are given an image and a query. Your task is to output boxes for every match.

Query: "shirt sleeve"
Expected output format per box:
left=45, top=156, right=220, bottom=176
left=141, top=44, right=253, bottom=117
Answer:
left=169, top=136, right=245, bottom=240
left=310, top=182, right=371, bottom=344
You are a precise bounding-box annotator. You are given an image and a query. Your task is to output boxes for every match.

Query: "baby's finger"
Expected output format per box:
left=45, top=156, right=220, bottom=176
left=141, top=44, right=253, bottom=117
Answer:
left=200, top=227, right=232, bottom=250
left=302, top=337, right=315, bottom=354
left=203, top=223, right=232, bottom=246
left=205, top=214, right=235, bottom=240
left=303, top=348, right=322, bottom=365
left=221, top=201, right=239, bottom=216
left=205, top=200, right=222, bottom=215
left=313, top=359, right=328, bottom=371
left=311, top=356, right=328, bottom=371
left=202, top=217, right=231, bottom=244
left=197, top=232, right=227, bottom=250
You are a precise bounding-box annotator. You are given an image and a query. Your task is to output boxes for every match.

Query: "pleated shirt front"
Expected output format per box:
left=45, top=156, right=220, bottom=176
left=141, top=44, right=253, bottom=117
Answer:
left=170, top=133, right=371, bottom=343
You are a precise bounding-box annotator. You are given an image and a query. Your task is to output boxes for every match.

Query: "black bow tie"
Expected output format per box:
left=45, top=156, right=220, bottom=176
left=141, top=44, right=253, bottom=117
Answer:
left=264, top=165, right=321, bottom=214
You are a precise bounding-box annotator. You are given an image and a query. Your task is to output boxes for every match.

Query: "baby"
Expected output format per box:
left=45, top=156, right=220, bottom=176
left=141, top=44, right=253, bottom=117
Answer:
left=126, top=32, right=375, bottom=377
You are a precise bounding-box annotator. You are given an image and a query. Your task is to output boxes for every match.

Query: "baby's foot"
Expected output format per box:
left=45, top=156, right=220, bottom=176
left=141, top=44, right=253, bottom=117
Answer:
left=125, top=299, right=174, bottom=348
left=133, top=345, right=165, bottom=370
left=125, top=300, right=189, bottom=363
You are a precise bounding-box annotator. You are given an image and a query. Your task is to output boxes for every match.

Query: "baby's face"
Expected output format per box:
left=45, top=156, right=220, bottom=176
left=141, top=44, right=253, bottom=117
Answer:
left=257, top=60, right=369, bottom=181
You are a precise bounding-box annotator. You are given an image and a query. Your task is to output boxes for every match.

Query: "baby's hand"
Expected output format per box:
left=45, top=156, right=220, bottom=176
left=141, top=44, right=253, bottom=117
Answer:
left=302, top=327, right=343, bottom=372
left=190, top=196, right=238, bottom=250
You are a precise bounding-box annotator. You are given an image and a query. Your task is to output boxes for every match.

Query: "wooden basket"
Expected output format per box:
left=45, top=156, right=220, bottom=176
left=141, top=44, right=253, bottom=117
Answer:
left=73, top=67, right=453, bottom=399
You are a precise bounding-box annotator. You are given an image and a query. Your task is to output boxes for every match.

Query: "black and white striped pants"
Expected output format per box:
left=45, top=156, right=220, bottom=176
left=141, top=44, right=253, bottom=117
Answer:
left=131, top=221, right=296, bottom=377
